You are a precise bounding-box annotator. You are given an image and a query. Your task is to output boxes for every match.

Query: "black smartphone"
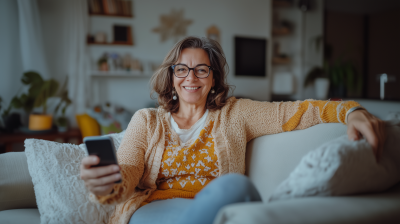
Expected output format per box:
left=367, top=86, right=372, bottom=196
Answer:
left=83, top=136, right=121, bottom=183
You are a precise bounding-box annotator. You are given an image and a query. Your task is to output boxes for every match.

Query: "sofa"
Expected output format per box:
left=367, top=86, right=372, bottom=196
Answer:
left=1, top=122, right=400, bottom=224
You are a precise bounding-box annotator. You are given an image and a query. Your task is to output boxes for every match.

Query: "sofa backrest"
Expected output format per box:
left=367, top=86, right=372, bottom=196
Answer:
left=245, top=123, right=347, bottom=201
left=0, top=152, right=37, bottom=211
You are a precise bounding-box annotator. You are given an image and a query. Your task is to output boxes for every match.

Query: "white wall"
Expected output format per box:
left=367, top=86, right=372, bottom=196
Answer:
left=86, top=0, right=272, bottom=111
left=0, top=0, right=24, bottom=112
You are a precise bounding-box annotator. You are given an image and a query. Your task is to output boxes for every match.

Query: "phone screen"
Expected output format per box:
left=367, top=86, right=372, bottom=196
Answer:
left=85, top=139, right=117, bottom=167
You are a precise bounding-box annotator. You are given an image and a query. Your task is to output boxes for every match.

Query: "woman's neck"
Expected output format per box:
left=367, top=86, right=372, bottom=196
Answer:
left=172, top=103, right=207, bottom=129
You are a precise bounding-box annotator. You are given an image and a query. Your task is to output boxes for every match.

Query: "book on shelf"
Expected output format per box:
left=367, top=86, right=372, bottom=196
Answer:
left=88, top=0, right=132, bottom=17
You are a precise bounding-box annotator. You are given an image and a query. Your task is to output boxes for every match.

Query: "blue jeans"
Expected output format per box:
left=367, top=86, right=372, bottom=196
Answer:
left=129, top=173, right=262, bottom=224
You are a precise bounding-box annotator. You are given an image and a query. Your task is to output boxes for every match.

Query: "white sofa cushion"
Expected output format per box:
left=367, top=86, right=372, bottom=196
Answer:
left=245, top=123, right=348, bottom=201
left=0, top=208, right=40, bottom=224
left=214, top=183, right=400, bottom=224
left=270, top=120, right=400, bottom=201
left=24, top=132, right=124, bottom=224
left=0, top=152, right=37, bottom=211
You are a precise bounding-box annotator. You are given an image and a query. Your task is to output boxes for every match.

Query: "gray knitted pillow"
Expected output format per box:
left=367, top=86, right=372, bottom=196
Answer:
left=270, top=121, right=400, bottom=201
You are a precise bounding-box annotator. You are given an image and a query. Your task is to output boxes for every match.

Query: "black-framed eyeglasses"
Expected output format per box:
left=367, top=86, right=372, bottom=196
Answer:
left=171, top=64, right=213, bottom=79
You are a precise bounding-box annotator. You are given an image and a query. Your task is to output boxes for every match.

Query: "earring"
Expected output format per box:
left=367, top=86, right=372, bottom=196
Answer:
left=211, top=89, right=215, bottom=94
left=172, top=89, right=177, bottom=100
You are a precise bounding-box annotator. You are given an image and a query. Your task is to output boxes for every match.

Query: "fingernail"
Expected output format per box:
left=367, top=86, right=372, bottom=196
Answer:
left=115, top=174, right=121, bottom=179
left=114, top=166, right=119, bottom=172
left=92, top=157, right=97, bottom=162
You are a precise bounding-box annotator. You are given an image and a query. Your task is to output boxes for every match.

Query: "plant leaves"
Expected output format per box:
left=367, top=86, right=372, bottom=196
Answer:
left=61, top=106, right=67, bottom=114
left=10, top=96, right=22, bottom=108
left=21, top=72, right=45, bottom=98
left=304, top=66, right=326, bottom=87
left=22, top=97, right=35, bottom=113
left=34, top=79, right=59, bottom=110
left=28, top=82, right=44, bottom=98
left=21, top=71, right=43, bottom=86
left=54, top=102, right=61, bottom=114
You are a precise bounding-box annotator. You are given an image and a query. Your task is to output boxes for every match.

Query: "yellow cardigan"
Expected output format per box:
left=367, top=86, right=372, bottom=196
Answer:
left=90, top=97, right=360, bottom=224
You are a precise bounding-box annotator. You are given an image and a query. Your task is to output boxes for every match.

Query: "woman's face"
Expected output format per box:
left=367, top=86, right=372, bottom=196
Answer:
left=173, top=48, right=214, bottom=108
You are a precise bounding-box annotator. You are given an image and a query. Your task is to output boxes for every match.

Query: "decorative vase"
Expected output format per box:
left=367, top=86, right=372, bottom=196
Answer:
left=315, top=78, right=330, bottom=100
left=29, top=114, right=53, bottom=130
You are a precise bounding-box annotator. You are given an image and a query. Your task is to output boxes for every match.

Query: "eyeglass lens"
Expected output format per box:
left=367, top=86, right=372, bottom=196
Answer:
left=174, top=65, right=210, bottom=78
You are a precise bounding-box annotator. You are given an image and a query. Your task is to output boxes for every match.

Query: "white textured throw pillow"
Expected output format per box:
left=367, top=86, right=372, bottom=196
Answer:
left=25, top=131, right=125, bottom=224
left=270, top=120, right=400, bottom=202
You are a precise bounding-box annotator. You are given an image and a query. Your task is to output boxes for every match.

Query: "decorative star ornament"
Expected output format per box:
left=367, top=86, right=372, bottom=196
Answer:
left=152, top=9, right=193, bottom=42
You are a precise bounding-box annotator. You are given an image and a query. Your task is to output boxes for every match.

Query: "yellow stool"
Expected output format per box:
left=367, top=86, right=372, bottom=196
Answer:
left=75, top=114, right=101, bottom=138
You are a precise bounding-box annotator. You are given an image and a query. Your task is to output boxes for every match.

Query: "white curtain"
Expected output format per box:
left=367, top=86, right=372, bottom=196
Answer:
left=17, top=0, right=50, bottom=79
left=63, top=0, right=89, bottom=117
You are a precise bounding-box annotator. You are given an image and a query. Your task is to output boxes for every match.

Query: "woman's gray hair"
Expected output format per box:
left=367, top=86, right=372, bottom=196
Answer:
left=150, top=36, right=232, bottom=113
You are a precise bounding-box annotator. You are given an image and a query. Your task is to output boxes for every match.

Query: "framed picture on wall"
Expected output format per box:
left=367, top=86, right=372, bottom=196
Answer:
left=113, top=25, right=133, bottom=45
left=234, top=36, right=267, bottom=77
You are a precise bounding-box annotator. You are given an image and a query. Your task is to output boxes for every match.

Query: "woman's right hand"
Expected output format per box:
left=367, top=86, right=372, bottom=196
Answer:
left=80, top=155, right=121, bottom=196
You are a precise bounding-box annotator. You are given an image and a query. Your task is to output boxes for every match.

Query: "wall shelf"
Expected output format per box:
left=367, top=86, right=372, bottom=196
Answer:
left=272, top=27, right=291, bottom=36
left=272, top=57, right=290, bottom=65
left=271, top=0, right=292, bottom=68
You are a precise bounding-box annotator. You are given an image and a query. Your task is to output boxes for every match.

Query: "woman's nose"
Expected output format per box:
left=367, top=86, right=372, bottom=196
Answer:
left=186, top=69, right=198, bottom=81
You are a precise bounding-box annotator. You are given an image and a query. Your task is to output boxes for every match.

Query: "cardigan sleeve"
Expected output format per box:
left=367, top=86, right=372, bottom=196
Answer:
left=90, top=109, right=148, bottom=205
left=232, top=98, right=361, bottom=141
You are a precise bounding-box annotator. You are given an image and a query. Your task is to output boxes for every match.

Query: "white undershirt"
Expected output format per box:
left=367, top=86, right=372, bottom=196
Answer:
left=170, top=110, right=209, bottom=144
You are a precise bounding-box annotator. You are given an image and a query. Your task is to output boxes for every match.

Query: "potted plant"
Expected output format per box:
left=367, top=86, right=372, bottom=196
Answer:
left=304, top=64, right=330, bottom=100
left=54, top=77, right=72, bottom=132
left=12, top=71, right=59, bottom=131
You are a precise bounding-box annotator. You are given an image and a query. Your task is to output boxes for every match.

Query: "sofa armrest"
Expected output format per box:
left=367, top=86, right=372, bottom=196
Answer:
left=0, top=152, right=37, bottom=211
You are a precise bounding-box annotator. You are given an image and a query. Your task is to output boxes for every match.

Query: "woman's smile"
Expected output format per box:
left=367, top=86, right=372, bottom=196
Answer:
left=183, top=86, right=201, bottom=92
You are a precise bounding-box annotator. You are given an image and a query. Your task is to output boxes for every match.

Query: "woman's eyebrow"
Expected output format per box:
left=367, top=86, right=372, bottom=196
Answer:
left=175, top=63, right=209, bottom=66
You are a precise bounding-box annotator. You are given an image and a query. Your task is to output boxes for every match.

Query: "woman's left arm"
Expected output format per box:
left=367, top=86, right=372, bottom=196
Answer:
left=347, top=109, right=386, bottom=161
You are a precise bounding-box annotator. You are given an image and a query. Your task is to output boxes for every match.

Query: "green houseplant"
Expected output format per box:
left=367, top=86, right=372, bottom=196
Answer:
left=304, top=63, right=330, bottom=99
left=54, top=77, right=72, bottom=132
left=12, top=71, right=59, bottom=130
left=327, top=61, right=360, bottom=98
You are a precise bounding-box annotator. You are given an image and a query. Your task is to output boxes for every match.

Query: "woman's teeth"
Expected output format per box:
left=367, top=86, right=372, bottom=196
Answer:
left=184, top=87, right=200, bottom=90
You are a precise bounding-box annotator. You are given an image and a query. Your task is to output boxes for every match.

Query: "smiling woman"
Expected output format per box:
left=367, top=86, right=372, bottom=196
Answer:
left=80, top=36, right=387, bottom=224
